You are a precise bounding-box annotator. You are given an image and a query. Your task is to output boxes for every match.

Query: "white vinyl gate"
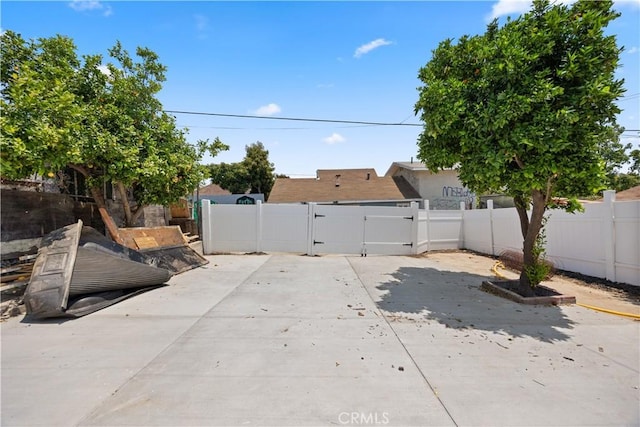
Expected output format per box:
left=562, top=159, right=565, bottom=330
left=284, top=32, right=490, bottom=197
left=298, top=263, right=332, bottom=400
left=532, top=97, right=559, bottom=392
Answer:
left=309, top=204, right=417, bottom=256
left=201, top=201, right=422, bottom=256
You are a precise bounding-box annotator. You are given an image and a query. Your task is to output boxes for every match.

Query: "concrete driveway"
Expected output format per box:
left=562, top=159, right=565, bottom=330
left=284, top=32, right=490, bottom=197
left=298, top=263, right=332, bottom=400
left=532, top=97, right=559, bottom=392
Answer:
left=2, top=252, right=638, bottom=426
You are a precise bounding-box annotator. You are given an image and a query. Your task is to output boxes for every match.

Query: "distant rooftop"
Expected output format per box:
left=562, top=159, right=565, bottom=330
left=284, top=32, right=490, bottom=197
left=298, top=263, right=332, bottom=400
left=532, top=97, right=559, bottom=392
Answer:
left=198, top=183, right=231, bottom=196
left=268, top=168, right=420, bottom=204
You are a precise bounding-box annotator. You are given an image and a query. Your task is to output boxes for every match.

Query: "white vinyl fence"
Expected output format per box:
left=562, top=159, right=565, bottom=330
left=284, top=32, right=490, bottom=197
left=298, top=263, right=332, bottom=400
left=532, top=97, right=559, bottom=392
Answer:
left=201, top=192, right=640, bottom=286
left=462, top=192, right=639, bottom=286
left=201, top=201, right=436, bottom=257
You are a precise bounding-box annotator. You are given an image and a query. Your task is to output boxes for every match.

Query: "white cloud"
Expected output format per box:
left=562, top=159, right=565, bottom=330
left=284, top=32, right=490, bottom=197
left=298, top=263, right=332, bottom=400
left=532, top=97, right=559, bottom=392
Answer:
left=68, top=0, right=112, bottom=17
left=323, top=133, right=345, bottom=145
left=486, top=0, right=585, bottom=21
left=97, top=64, right=111, bottom=77
left=194, top=14, right=209, bottom=34
left=627, top=46, right=639, bottom=55
left=487, top=0, right=532, bottom=21
left=252, top=103, right=281, bottom=116
left=353, top=38, right=393, bottom=59
left=316, top=83, right=334, bottom=89
left=193, top=14, right=209, bottom=40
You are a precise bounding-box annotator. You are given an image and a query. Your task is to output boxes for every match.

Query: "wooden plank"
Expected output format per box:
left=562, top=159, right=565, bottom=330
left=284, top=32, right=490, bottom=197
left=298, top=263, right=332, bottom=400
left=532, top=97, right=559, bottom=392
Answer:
left=133, top=236, right=160, bottom=249
left=1, top=266, right=23, bottom=275
left=118, top=226, right=188, bottom=249
left=1, top=273, right=31, bottom=283
left=1, top=281, right=29, bottom=293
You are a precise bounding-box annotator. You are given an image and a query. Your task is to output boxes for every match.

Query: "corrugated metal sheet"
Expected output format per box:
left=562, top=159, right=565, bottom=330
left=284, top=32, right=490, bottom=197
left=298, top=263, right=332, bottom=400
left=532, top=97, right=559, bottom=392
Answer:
left=25, top=221, right=172, bottom=319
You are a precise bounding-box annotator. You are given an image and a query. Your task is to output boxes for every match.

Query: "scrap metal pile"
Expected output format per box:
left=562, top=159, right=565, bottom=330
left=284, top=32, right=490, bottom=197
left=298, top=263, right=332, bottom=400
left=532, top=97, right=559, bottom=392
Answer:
left=3, top=220, right=208, bottom=320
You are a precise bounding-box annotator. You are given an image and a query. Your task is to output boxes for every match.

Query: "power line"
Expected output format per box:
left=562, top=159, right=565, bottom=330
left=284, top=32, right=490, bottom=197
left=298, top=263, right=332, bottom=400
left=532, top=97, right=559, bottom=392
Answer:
left=165, top=110, right=423, bottom=127
left=167, top=109, right=639, bottom=133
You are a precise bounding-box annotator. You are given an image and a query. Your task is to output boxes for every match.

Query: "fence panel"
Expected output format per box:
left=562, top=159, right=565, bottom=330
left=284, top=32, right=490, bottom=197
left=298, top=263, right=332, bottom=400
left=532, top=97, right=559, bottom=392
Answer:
left=201, top=197, right=639, bottom=286
left=462, top=209, right=492, bottom=255
left=545, top=203, right=607, bottom=278
left=427, top=210, right=463, bottom=251
left=202, top=203, right=258, bottom=253
left=491, top=208, right=522, bottom=255
left=362, top=206, right=415, bottom=255
left=613, top=201, right=640, bottom=286
left=310, top=205, right=366, bottom=255
left=261, top=204, right=309, bottom=253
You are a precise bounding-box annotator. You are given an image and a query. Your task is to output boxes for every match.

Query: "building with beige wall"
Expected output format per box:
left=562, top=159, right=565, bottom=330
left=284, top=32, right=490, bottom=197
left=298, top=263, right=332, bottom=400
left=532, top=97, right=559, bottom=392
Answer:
left=385, top=161, right=475, bottom=209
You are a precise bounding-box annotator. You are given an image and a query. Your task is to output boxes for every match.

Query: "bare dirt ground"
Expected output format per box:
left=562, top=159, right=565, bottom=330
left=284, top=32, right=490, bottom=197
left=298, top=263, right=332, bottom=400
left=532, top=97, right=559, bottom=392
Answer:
left=419, top=250, right=640, bottom=317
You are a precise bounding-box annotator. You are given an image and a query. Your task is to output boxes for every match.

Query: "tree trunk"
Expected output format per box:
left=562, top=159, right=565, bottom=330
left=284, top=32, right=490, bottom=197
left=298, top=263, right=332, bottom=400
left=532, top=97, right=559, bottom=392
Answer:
left=130, top=204, right=146, bottom=226
left=115, top=182, right=147, bottom=227
left=513, top=190, right=547, bottom=297
left=89, top=185, right=124, bottom=245
left=115, top=182, right=133, bottom=227
left=68, top=164, right=124, bottom=244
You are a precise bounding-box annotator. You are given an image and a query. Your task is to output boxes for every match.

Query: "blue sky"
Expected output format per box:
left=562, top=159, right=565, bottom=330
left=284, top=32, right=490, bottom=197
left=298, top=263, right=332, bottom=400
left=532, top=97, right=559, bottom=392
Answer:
left=2, top=0, right=639, bottom=177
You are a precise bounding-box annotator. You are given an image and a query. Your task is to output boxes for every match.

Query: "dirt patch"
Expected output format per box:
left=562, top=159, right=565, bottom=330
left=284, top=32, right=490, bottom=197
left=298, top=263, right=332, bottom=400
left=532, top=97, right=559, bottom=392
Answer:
left=419, top=249, right=639, bottom=310
left=554, top=270, right=640, bottom=304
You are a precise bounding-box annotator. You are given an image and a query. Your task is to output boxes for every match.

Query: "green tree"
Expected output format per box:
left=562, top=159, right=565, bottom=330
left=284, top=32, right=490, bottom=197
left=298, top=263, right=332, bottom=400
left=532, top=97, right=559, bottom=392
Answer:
left=209, top=162, right=249, bottom=194
left=209, top=141, right=276, bottom=198
left=0, top=31, right=227, bottom=240
left=598, top=124, right=632, bottom=191
left=415, top=0, right=624, bottom=294
left=243, top=142, right=275, bottom=197
left=629, top=148, right=640, bottom=175
left=609, top=173, right=640, bottom=192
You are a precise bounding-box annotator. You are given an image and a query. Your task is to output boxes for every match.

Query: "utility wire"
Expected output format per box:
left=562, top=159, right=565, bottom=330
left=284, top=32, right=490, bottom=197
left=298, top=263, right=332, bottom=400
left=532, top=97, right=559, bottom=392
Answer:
left=165, top=109, right=423, bottom=127
left=167, top=109, right=638, bottom=132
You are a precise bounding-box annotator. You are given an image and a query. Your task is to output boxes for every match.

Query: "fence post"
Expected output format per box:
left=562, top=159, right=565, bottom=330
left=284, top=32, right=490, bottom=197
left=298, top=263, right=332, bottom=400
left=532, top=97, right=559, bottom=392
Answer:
left=424, top=200, right=430, bottom=252
left=603, top=190, right=616, bottom=282
left=256, top=200, right=263, bottom=253
left=201, top=199, right=212, bottom=255
left=307, top=203, right=316, bottom=256
left=410, top=202, right=419, bottom=254
left=487, top=199, right=495, bottom=256
left=459, top=201, right=466, bottom=249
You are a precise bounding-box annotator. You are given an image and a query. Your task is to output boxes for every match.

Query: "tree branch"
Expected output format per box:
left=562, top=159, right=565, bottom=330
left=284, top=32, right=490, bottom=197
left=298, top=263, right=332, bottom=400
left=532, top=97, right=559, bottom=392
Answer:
left=513, top=154, right=525, bottom=169
left=115, top=182, right=133, bottom=226
left=68, top=163, right=89, bottom=177
left=513, top=194, right=530, bottom=240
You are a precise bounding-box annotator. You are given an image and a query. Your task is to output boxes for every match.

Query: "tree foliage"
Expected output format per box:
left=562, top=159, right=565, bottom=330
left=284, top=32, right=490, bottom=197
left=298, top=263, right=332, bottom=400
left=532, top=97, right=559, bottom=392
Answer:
left=209, top=141, right=276, bottom=198
left=630, top=149, right=640, bottom=175
left=209, top=162, right=249, bottom=195
left=0, top=31, right=227, bottom=236
left=415, top=0, right=624, bottom=292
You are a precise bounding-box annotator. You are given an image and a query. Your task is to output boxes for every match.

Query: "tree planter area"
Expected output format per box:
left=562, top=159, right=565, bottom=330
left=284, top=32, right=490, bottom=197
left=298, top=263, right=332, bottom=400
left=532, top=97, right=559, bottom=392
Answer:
left=481, top=279, right=576, bottom=305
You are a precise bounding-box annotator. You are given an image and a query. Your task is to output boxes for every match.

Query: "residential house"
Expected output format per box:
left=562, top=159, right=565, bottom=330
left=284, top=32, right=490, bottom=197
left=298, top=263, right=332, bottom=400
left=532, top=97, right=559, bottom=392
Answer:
left=385, top=161, right=475, bottom=209
left=268, top=168, right=422, bottom=207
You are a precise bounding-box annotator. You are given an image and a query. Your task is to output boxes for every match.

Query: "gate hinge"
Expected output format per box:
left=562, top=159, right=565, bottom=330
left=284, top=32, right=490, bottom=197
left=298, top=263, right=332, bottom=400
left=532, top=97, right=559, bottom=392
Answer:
left=314, top=213, right=326, bottom=218
left=403, top=242, right=413, bottom=247
left=403, top=216, right=414, bottom=220
left=314, top=240, right=325, bottom=245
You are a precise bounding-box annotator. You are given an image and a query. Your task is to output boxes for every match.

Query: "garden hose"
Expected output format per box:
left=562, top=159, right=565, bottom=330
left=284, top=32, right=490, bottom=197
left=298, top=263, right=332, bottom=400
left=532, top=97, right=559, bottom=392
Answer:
left=490, top=261, right=640, bottom=320
left=575, top=303, right=640, bottom=320
left=492, top=261, right=509, bottom=280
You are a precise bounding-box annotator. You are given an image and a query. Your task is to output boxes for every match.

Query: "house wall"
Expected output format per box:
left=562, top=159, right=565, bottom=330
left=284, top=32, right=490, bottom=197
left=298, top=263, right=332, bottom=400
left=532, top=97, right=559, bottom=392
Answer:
left=393, top=169, right=474, bottom=210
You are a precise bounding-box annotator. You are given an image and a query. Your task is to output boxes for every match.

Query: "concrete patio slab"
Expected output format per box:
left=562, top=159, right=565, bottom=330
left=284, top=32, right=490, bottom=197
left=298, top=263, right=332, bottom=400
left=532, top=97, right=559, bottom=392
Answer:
left=2, top=252, right=638, bottom=426
left=348, top=254, right=640, bottom=426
